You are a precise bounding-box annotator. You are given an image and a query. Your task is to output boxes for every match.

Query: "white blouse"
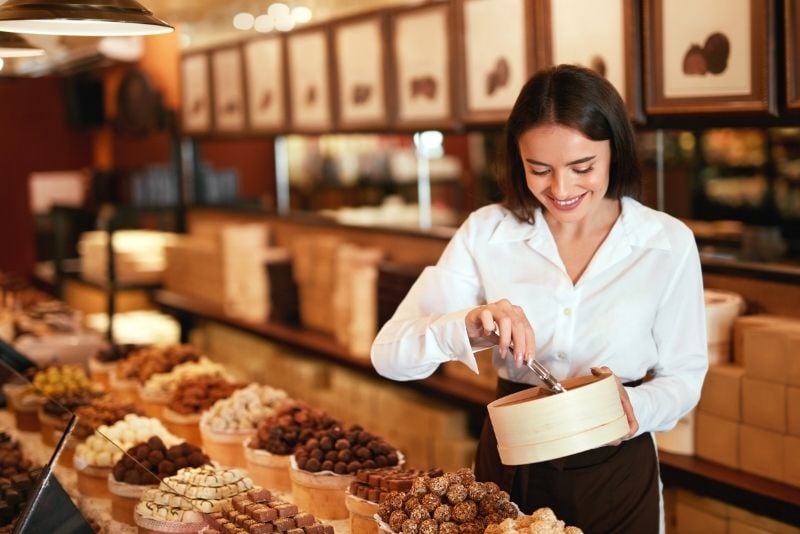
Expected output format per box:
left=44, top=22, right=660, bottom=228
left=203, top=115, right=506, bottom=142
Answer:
left=371, top=197, right=708, bottom=436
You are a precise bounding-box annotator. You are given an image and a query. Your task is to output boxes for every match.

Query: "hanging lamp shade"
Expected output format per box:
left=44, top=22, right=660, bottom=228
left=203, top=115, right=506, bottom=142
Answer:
left=0, top=0, right=173, bottom=37
left=0, top=31, right=45, bottom=57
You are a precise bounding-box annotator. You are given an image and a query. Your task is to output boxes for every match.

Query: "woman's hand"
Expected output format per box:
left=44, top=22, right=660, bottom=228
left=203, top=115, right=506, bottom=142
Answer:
left=465, top=299, right=535, bottom=368
left=592, top=366, right=639, bottom=445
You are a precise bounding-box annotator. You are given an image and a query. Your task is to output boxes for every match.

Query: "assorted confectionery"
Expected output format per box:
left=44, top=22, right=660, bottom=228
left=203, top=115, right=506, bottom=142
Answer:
left=0, top=432, right=42, bottom=532
left=295, top=424, right=400, bottom=475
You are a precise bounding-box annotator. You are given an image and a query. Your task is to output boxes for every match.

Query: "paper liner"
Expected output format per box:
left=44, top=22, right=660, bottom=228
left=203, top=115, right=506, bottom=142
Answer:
left=138, top=387, right=171, bottom=405
left=74, top=456, right=113, bottom=477
left=108, top=473, right=156, bottom=498
left=162, top=408, right=202, bottom=426
left=134, top=510, right=207, bottom=533
left=199, top=422, right=254, bottom=444
left=346, top=494, right=379, bottom=534
left=288, top=451, right=406, bottom=479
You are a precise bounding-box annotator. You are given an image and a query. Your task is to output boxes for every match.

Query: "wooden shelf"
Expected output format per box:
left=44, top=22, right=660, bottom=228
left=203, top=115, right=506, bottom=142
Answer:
left=659, top=451, right=800, bottom=525
left=153, top=290, right=495, bottom=407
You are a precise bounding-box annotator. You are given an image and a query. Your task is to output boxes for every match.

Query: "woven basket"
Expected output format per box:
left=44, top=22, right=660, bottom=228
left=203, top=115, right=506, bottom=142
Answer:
left=199, top=423, right=252, bottom=468
left=345, top=493, right=379, bottom=534
left=134, top=510, right=207, bottom=534
left=37, top=409, right=67, bottom=447
left=242, top=438, right=291, bottom=493
left=162, top=408, right=202, bottom=446
left=487, top=373, right=629, bottom=465
left=108, top=474, right=155, bottom=526
left=289, top=456, right=355, bottom=520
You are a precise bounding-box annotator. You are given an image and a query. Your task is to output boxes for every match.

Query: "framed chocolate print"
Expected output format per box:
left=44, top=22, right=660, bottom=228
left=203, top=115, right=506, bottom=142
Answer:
left=286, top=27, right=334, bottom=133
left=181, top=53, right=211, bottom=134
left=535, top=0, right=642, bottom=121
left=211, top=46, right=247, bottom=132
left=787, top=0, right=800, bottom=109
left=243, top=36, right=286, bottom=133
left=456, top=0, right=535, bottom=124
left=390, top=1, right=455, bottom=130
left=644, top=0, right=775, bottom=115
left=332, top=13, right=389, bottom=129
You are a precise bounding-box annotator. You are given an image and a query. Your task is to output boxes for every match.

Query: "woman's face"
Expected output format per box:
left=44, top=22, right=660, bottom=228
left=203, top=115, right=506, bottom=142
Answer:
left=518, top=124, right=613, bottom=225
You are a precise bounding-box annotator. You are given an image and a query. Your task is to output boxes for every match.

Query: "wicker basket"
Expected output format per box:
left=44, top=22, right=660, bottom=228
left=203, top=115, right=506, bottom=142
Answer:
left=134, top=510, right=207, bottom=534
left=242, top=438, right=291, bottom=493
left=37, top=409, right=67, bottom=447
left=199, top=422, right=252, bottom=468
left=4, top=385, right=41, bottom=432
left=345, top=493, right=379, bottom=534
left=161, top=408, right=202, bottom=446
left=289, top=456, right=355, bottom=520
left=138, top=388, right=169, bottom=420
left=108, top=474, right=155, bottom=526
left=74, top=460, right=112, bottom=499
left=487, top=373, right=629, bottom=465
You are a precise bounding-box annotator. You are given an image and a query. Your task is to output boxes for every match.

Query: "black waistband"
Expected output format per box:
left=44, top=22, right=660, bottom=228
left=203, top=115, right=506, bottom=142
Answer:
left=496, top=375, right=643, bottom=398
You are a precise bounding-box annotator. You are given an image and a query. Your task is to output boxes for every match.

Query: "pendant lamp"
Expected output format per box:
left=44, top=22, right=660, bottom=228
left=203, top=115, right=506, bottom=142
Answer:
left=0, top=0, right=173, bottom=37
left=0, top=31, right=44, bottom=57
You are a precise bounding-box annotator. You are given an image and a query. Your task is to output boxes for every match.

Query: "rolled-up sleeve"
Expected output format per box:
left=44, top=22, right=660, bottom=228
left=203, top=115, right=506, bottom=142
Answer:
left=626, top=238, right=709, bottom=435
left=371, top=220, right=485, bottom=381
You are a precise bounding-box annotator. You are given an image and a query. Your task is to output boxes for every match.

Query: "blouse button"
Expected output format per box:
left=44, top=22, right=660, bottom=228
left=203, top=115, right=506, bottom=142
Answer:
left=557, top=352, right=567, bottom=360
left=563, top=308, right=572, bottom=316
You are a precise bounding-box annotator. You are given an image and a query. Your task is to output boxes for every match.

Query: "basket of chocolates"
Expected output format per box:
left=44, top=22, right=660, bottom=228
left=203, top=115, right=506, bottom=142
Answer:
left=139, top=358, right=232, bottom=420
left=199, top=384, right=289, bottom=468
left=89, top=343, right=144, bottom=389
left=246, top=402, right=339, bottom=493
left=205, top=487, right=336, bottom=534
left=162, top=376, right=243, bottom=446
left=346, top=469, right=443, bottom=534
left=108, top=436, right=211, bottom=526
left=290, top=424, right=401, bottom=520
left=485, top=508, right=583, bottom=534
left=111, top=344, right=200, bottom=404
left=374, top=469, right=518, bottom=534
left=0, top=466, right=43, bottom=532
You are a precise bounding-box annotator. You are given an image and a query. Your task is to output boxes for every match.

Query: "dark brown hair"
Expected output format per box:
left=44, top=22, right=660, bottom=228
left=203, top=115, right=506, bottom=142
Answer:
left=500, top=64, right=641, bottom=222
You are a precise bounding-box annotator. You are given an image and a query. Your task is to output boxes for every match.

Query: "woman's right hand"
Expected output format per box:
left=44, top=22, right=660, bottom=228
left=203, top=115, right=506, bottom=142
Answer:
left=465, top=299, right=535, bottom=368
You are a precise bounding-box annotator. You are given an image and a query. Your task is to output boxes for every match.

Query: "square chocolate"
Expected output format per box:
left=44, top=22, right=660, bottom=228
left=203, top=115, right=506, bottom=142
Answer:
left=323, top=525, right=334, bottom=534
left=251, top=505, right=278, bottom=522
left=303, top=524, right=324, bottom=534
left=287, top=529, right=305, bottom=534
left=275, top=503, right=298, bottom=518
left=293, top=513, right=315, bottom=528
left=250, top=524, right=273, bottom=534
left=247, top=488, right=272, bottom=503
left=274, top=518, right=296, bottom=531
left=233, top=496, right=253, bottom=513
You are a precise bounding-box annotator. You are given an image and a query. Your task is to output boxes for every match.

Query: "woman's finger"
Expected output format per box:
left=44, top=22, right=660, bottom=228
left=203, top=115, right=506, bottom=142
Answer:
left=496, top=315, right=513, bottom=359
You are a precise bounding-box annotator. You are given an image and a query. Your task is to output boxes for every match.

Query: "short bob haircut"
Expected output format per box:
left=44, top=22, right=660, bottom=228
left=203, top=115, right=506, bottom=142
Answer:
left=500, top=64, right=641, bottom=223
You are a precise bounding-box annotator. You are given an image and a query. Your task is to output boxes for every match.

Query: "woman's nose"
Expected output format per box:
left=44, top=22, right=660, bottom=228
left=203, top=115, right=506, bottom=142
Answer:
left=551, top=172, right=570, bottom=198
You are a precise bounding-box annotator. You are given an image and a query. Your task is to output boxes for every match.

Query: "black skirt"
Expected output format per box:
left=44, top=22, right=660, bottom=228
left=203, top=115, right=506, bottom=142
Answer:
left=475, top=378, right=660, bottom=533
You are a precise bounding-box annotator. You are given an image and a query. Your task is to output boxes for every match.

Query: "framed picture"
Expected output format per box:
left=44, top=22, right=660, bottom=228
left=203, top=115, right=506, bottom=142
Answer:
left=286, top=26, right=334, bottom=133
left=535, top=0, right=642, bottom=121
left=644, top=0, right=775, bottom=115
left=787, top=0, right=800, bottom=109
left=243, top=36, right=287, bottom=133
left=332, top=13, right=390, bottom=129
left=455, top=0, right=535, bottom=124
left=211, top=46, right=247, bottom=132
left=180, top=53, right=211, bottom=133
left=390, top=1, right=455, bottom=130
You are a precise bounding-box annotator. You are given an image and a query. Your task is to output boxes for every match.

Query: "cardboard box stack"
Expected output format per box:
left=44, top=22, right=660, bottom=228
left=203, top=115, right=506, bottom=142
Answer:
left=668, top=489, right=797, bottom=534
left=695, top=314, right=800, bottom=487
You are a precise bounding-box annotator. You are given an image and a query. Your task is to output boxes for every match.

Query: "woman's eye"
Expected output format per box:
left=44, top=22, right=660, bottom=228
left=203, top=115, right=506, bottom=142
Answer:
left=529, top=169, right=550, bottom=176
left=574, top=166, right=594, bottom=175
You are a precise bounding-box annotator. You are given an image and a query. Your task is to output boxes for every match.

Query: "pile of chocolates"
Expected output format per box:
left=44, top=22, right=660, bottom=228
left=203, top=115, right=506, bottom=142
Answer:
left=74, top=397, right=142, bottom=439
left=348, top=468, right=444, bottom=504
left=167, top=377, right=243, bottom=415
left=41, top=391, right=104, bottom=421
left=207, top=487, right=335, bottom=534
left=0, top=467, right=43, bottom=530
left=250, top=402, right=340, bottom=455
left=485, top=509, right=583, bottom=534
left=112, top=437, right=210, bottom=485
left=116, top=345, right=200, bottom=383
left=95, top=343, right=145, bottom=363
left=31, top=365, right=93, bottom=397
left=295, top=424, right=399, bottom=475
left=377, top=469, right=518, bottom=534
left=0, top=435, right=35, bottom=479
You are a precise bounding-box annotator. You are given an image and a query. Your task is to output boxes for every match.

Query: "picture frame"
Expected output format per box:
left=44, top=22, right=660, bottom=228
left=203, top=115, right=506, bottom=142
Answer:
left=243, top=36, right=287, bottom=133
left=390, top=1, right=456, bottom=130
left=535, top=0, right=643, bottom=121
left=455, top=0, right=535, bottom=124
left=787, top=0, right=800, bottom=109
left=331, top=12, right=390, bottom=130
left=180, top=53, right=212, bottom=134
left=644, top=0, right=775, bottom=115
left=286, top=26, right=334, bottom=133
left=210, top=46, right=247, bottom=133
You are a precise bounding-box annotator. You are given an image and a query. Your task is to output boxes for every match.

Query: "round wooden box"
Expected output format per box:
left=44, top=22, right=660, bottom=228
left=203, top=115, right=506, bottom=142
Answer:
left=138, top=389, right=168, bottom=420
left=38, top=408, right=67, bottom=447
left=4, top=385, right=41, bottom=432
left=108, top=474, right=155, bottom=526
left=345, top=493, right=379, bottom=534
left=134, top=511, right=206, bottom=534
left=109, top=373, right=140, bottom=405
left=75, top=461, right=112, bottom=499
left=199, top=423, right=251, bottom=468
left=88, top=357, right=116, bottom=390
left=487, top=373, right=629, bottom=465
left=289, top=457, right=355, bottom=520
left=242, top=438, right=291, bottom=493
left=162, top=408, right=202, bottom=446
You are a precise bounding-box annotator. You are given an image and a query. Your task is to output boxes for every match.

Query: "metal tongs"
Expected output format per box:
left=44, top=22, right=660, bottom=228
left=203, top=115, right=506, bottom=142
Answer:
left=492, top=323, right=567, bottom=394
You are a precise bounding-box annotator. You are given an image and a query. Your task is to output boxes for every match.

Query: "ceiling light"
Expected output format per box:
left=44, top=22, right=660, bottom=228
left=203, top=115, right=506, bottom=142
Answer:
left=291, top=6, right=312, bottom=24
left=233, top=12, right=254, bottom=31
left=0, top=0, right=173, bottom=37
left=267, top=3, right=290, bottom=19
left=0, top=31, right=44, bottom=57
left=254, top=14, right=274, bottom=33
left=274, top=14, right=295, bottom=32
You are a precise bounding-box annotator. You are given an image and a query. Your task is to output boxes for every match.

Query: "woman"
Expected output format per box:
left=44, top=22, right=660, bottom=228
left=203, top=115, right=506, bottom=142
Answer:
left=370, top=65, right=708, bottom=533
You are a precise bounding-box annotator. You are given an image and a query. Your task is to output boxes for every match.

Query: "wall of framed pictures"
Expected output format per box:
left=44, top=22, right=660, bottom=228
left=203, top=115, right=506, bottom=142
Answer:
left=179, top=0, right=800, bottom=136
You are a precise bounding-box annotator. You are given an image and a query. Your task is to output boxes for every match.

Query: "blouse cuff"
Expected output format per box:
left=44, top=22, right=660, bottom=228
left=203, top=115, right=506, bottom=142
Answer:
left=624, top=386, right=649, bottom=438
left=430, top=308, right=480, bottom=374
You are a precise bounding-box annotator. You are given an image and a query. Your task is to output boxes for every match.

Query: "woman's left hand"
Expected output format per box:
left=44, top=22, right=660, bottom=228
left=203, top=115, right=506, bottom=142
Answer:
left=591, top=366, right=638, bottom=446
